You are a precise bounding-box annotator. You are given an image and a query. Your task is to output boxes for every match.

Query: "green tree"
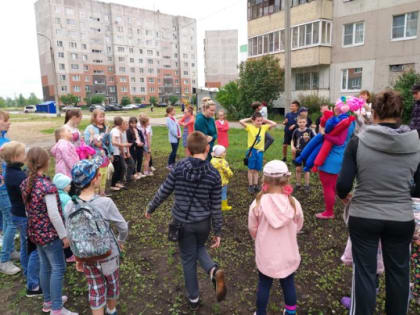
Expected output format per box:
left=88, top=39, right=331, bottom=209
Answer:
left=393, top=70, right=420, bottom=124
left=121, top=96, right=131, bottom=106
left=60, top=94, right=79, bottom=106
left=149, top=96, right=158, bottom=106
left=26, top=92, right=41, bottom=105
left=0, top=97, right=5, bottom=108
left=216, top=81, right=241, bottom=119
left=17, top=94, right=26, bottom=107
left=133, top=96, right=142, bottom=104
left=169, top=95, right=179, bottom=105
left=90, top=95, right=105, bottom=105
left=190, top=95, right=197, bottom=106
left=5, top=97, right=15, bottom=107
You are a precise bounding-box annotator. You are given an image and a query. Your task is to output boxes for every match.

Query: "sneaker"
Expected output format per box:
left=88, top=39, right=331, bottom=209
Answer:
left=151, top=166, right=156, bottom=172
left=110, top=186, right=120, bottom=191
left=26, top=287, right=43, bottom=297
left=50, top=306, right=78, bottom=315
left=315, top=211, right=335, bottom=220
left=253, top=185, right=261, bottom=193
left=11, top=251, right=20, bottom=261
left=341, top=296, right=351, bottom=309
left=145, top=172, right=154, bottom=177
left=42, top=296, right=68, bottom=312
left=116, top=183, right=125, bottom=188
left=188, top=299, right=200, bottom=311
left=0, top=261, right=21, bottom=275
left=211, top=267, right=227, bottom=302
left=248, top=186, right=254, bottom=193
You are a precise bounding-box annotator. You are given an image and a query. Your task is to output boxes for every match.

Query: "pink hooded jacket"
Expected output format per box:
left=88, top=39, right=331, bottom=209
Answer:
left=248, top=193, right=304, bottom=279
left=50, top=139, right=79, bottom=177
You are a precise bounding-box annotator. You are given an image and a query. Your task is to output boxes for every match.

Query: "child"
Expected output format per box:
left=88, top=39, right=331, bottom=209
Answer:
left=239, top=112, right=277, bottom=193
left=215, top=110, right=229, bottom=149
left=211, top=145, right=233, bottom=211
left=297, top=107, right=312, bottom=129
left=315, top=104, right=329, bottom=134
left=127, top=117, right=145, bottom=179
left=248, top=160, right=303, bottom=315
left=166, top=106, right=181, bottom=169
left=121, top=120, right=136, bottom=183
left=282, top=101, right=300, bottom=161
left=51, top=125, right=80, bottom=178
left=1, top=141, right=42, bottom=295
left=291, top=117, right=315, bottom=192
left=179, top=107, right=195, bottom=155
left=145, top=131, right=227, bottom=310
left=138, top=115, right=152, bottom=176
left=110, top=117, right=128, bottom=191
left=67, top=158, right=128, bottom=315
left=64, top=109, right=83, bottom=148
left=20, top=147, right=77, bottom=315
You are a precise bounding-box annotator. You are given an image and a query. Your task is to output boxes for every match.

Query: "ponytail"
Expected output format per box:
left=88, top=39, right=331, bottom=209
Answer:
left=24, top=147, right=49, bottom=203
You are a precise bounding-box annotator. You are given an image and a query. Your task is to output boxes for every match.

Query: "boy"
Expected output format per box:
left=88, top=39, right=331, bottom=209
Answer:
left=298, top=107, right=312, bottom=128
left=145, top=131, right=227, bottom=311
left=282, top=101, right=300, bottom=161
left=239, top=112, right=277, bottom=193
left=292, top=117, right=315, bottom=192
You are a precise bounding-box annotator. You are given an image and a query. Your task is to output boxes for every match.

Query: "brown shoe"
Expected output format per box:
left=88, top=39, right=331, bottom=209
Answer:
left=211, top=268, right=227, bottom=302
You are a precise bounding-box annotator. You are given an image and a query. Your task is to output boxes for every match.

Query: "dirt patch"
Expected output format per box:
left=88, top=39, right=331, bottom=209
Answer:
left=7, top=121, right=58, bottom=148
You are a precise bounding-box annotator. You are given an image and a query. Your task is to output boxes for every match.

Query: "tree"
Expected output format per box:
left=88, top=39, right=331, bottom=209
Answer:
left=149, top=96, right=158, bottom=106
left=393, top=70, right=420, bottom=124
left=60, top=94, right=79, bottom=106
left=26, top=92, right=41, bottom=105
left=0, top=97, right=5, bottom=108
left=133, top=96, right=142, bottom=104
left=169, top=95, right=179, bottom=106
left=190, top=95, right=197, bottom=106
left=5, top=97, right=15, bottom=107
left=90, top=95, right=105, bottom=105
left=17, top=94, right=26, bottom=107
left=121, top=96, right=131, bottom=106
left=216, top=81, right=241, bottom=119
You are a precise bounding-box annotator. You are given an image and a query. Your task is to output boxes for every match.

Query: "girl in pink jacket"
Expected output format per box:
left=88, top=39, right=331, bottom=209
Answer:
left=50, top=125, right=79, bottom=177
left=248, top=160, right=303, bottom=315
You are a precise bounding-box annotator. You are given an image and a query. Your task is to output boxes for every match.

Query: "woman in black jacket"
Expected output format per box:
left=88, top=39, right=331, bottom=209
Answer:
left=127, top=117, right=145, bottom=178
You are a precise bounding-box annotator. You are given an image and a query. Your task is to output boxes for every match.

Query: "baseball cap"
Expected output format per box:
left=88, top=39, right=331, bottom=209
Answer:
left=263, top=160, right=291, bottom=177
left=71, top=156, right=103, bottom=187
left=212, top=144, right=226, bottom=157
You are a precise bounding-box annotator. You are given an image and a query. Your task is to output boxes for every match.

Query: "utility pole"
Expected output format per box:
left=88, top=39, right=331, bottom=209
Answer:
left=284, top=0, right=292, bottom=113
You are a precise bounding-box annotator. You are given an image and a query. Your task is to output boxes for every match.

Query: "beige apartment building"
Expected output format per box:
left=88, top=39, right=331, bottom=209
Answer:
left=34, top=0, right=198, bottom=105
left=204, top=30, right=238, bottom=88
left=247, top=0, right=333, bottom=108
left=330, top=0, right=420, bottom=101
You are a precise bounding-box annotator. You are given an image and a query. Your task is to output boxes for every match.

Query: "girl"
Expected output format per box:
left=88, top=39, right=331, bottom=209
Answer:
left=138, top=114, right=156, bottom=172
left=127, top=117, right=145, bottom=179
left=139, top=115, right=152, bottom=176
left=179, top=107, right=195, bottom=155
left=64, top=109, right=83, bottom=148
left=51, top=125, right=80, bottom=178
left=110, top=117, right=129, bottom=191
left=210, top=145, right=233, bottom=211
left=215, top=110, right=229, bottom=149
left=1, top=142, right=41, bottom=296
left=66, top=158, right=128, bottom=315
left=121, top=120, right=136, bottom=182
left=20, top=147, right=77, bottom=315
left=166, top=106, right=181, bottom=169
left=248, top=160, right=303, bottom=315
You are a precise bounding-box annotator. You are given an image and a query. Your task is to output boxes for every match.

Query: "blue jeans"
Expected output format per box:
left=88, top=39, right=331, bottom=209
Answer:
left=37, top=238, right=66, bottom=311
left=221, top=185, right=228, bottom=201
left=168, top=141, right=179, bottom=166
left=0, top=190, right=16, bottom=262
left=256, top=271, right=296, bottom=315
left=12, top=215, right=40, bottom=290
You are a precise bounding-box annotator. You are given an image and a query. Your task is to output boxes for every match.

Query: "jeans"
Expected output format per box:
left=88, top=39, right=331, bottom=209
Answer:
left=0, top=190, right=16, bottom=262
left=349, top=216, right=415, bottom=315
left=221, top=185, right=228, bottom=201
left=256, top=271, right=297, bottom=315
left=12, top=215, right=40, bottom=290
left=168, top=141, right=179, bottom=166
left=178, top=219, right=217, bottom=300
left=37, top=238, right=66, bottom=311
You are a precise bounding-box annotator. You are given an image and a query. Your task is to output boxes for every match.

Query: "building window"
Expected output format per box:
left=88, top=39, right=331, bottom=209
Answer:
left=148, top=78, right=154, bottom=83
left=342, top=68, right=362, bottom=91
left=82, top=55, right=88, bottom=61
left=71, top=53, right=78, bottom=60
left=139, top=49, right=143, bottom=54
left=109, top=86, right=116, bottom=93
left=130, top=67, right=135, bottom=73
left=108, top=66, right=114, bottom=72
left=118, top=57, right=125, bottom=62
left=139, top=68, right=144, bottom=73
left=120, top=77, right=127, bottom=83
left=61, top=86, right=67, bottom=92
left=184, top=71, right=189, bottom=75
left=130, top=58, right=134, bottom=63
left=59, top=75, right=66, bottom=81
left=117, top=46, right=125, bottom=52
left=59, top=64, right=65, bottom=70
left=147, top=50, right=153, bottom=55
left=58, top=52, right=64, bottom=58
left=147, top=59, right=153, bottom=64
left=343, top=22, right=364, bottom=46
left=184, top=79, right=189, bottom=85
left=131, top=77, right=136, bottom=82
left=69, top=42, right=77, bottom=48
left=392, top=12, right=418, bottom=40
left=149, top=87, right=155, bottom=93
left=119, top=67, right=125, bottom=73
left=85, top=86, right=90, bottom=93
left=82, top=43, right=87, bottom=50
left=73, top=86, right=80, bottom=92
left=84, top=65, right=89, bottom=71
left=57, top=40, right=63, bottom=47
left=132, top=87, right=136, bottom=93
left=72, top=75, right=80, bottom=81
left=121, top=86, right=127, bottom=92
left=85, top=76, right=90, bottom=82
left=129, top=47, right=134, bottom=53
left=295, top=72, right=319, bottom=90
left=141, top=87, right=145, bottom=92
left=71, top=64, right=79, bottom=70
left=140, top=78, right=144, bottom=83
left=247, top=0, right=282, bottom=21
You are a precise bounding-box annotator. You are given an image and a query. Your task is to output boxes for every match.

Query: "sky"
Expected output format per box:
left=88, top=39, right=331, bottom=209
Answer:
left=0, top=0, right=247, bottom=99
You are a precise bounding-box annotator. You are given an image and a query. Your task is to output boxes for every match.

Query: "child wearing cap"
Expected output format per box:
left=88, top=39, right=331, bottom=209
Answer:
left=66, top=158, right=128, bottom=315
left=248, top=160, right=304, bottom=315
left=210, top=145, right=233, bottom=211
left=297, top=107, right=312, bottom=129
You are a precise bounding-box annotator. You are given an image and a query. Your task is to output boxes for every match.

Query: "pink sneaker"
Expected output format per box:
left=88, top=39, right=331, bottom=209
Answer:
left=42, top=296, right=68, bottom=312
left=315, top=211, right=334, bottom=219
left=66, top=255, right=76, bottom=263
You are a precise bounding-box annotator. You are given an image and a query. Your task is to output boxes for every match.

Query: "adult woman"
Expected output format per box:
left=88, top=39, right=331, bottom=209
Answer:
left=194, top=100, right=217, bottom=161
left=337, top=90, right=420, bottom=315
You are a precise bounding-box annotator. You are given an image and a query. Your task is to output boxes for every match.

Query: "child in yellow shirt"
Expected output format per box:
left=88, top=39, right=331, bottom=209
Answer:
left=211, top=145, right=233, bottom=211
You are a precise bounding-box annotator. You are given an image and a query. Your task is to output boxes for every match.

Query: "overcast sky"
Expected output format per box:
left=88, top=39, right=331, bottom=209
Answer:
left=0, top=0, right=247, bottom=99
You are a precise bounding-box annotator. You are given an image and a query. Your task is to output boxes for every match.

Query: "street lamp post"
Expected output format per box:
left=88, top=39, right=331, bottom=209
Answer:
left=37, top=32, right=61, bottom=117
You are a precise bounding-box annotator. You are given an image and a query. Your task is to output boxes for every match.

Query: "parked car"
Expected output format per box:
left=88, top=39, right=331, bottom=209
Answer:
left=24, top=105, right=37, bottom=113
left=122, top=104, right=137, bottom=110
left=105, top=104, right=122, bottom=111
left=156, top=103, right=167, bottom=107
left=137, top=103, right=147, bottom=108
left=62, top=106, right=80, bottom=111
left=89, top=104, right=106, bottom=112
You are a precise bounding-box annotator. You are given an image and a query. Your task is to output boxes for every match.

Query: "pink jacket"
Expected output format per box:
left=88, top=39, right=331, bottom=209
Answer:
left=248, top=194, right=304, bottom=279
left=50, top=139, right=79, bottom=177
left=216, top=120, right=229, bottom=148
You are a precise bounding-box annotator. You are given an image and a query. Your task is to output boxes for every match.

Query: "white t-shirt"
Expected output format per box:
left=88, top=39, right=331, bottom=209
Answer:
left=260, top=106, right=268, bottom=119
left=111, top=127, right=122, bottom=155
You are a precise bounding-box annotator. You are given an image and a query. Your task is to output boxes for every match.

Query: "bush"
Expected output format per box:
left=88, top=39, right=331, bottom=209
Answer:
left=169, top=96, right=179, bottom=106
left=89, top=95, right=105, bottom=105
left=133, top=96, right=142, bottom=104
left=149, top=96, right=158, bottom=106
left=121, top=96, right=131, bottom=106
left=216, top=81, right=241, bottom=120
left=298, top=94, right=332, bottom=114
left=393, top=70, right=420, bottom=124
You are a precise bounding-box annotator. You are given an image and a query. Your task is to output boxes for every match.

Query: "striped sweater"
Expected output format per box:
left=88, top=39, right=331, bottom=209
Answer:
left=147, top=157, right=223, bottom=235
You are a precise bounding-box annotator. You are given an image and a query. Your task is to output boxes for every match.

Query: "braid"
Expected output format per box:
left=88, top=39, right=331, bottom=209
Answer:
left=25, top=169, right=37, bottom=203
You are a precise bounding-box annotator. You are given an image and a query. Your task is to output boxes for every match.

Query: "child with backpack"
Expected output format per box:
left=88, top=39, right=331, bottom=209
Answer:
left=66, top=158, right=128, bottom=315
left=51, top=125, right=80, bottom=178
left=248, top=160, right=303, bottom=315
left=20, top=147, right=77, bottom=315
left=210, top=145, right=233, bottom=211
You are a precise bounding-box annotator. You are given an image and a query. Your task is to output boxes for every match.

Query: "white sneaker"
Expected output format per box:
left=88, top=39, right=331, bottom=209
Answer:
left=137, top=173, right=146, bottom=178
left=11, top=251, right=20, bottom=261
left=151, top=166, right=156, bottom=171
left=50, top=306, right=78, bottom=315
left=0, top=261, right=21, bottom=275
left=146, top=172, right=154, bottom=177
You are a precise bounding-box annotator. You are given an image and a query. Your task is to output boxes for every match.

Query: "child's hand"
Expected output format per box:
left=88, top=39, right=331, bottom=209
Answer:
left=76, top=261, right=84, bottom=272
left=144, top=210, right=151, bottom=219
left=62, top=237, right=70, bottom=248
left=211, top=236, right=221, bottom=249
left=341, top=193, right=352, bottom=205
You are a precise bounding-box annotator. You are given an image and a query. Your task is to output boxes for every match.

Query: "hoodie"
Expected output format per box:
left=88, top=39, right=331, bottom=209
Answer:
left=147, top=157, right=223, bottom=235
left=337, top=124, right=420, bottom=222
left=248, top=194, right=303, bottom=279
left=50, top=139, right=79, bottom=177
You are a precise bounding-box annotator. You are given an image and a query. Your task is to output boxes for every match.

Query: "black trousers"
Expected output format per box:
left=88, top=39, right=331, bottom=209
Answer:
left=130, top=147, right=144, bottom=173
left=111, top=155, right=123, bottom=186
left=348, top=216, right=414, bottom=315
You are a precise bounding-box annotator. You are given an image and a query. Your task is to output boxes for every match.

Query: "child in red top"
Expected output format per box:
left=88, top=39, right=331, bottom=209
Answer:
left=179, top=107, right=195, bottom=155
left=215, top=110, right=229, bottom=148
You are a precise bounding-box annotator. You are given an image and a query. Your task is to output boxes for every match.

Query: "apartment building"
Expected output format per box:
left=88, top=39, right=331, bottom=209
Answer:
left=247, top=0, right=333, bottom=108
left=34, top=0, right=197, bottom=104
left=204, top=30, right=238, bottom=88
left=330, top=0, right=420, bottom=101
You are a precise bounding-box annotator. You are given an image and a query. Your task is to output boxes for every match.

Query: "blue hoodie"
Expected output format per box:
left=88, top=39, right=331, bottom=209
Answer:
left=0, top=130, right=10, bottom=192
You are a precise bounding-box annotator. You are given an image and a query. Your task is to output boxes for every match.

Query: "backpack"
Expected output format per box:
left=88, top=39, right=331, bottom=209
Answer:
left=66, top=196, right=113, bottom=262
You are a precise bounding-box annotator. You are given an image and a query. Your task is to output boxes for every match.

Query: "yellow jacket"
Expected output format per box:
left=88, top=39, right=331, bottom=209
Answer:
left=211, top=157, right=233, bottom=186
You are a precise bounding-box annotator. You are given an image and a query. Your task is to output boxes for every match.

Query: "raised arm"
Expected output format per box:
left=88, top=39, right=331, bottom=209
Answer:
left=239, top=117, right=251, bottom=128
left=264, top=118, right=277, bottom=129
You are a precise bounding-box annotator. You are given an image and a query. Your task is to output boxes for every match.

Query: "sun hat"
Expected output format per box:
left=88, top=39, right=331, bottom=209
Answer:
left=212, top=144, right=226, bottom=157
left=71, top=156, right=103, bottom=187
left=263, top=160, right=291, bottom=177
left=52, top=173, right=71, bottom=190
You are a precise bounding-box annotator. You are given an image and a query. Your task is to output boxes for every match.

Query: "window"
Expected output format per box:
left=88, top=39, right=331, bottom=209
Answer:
left=85, top=76, right=90, bottom=82
left=149, top=87, right=155, bottom=93
left=57, top=40, right=63, bottom=47
left=108, top=66, right=114, bottom=72
left=343, top=22, right=364, bottom=46
left=131, top=77, right=136, bottom=82
left=69, top=42, right=77, bottom=48
left=73, top=86, right=80, bottom=92
left=148, top=59, right=153, bottom=64
left=59, top=75, right=66, bottom=81
left=141, top=87, right=145, bottom=93
left=183, top=53, right=188, bottom=59
left=295, top=72, right=319, bottom=90
left=118, top=57, right=125, bottom=62
left=120, top=77, right=127, bottom=83
left=71, top=53, right=78, bottom=60
left=148, top=78, right=154, bottom=83
left=119, top=67, right=125, bottom=73
left=109, top=86, right=116, bottom=93
left=342, top=68, right=362, bottom=91
left=61, top=86, right=67, bottom=92
left=139, top=68, right=144, bottom=73
left=55, top=17, right=60, bottom=24
left=148, top=68, right=154, bottom=74
left=82, top=44, right=87, bottom=50
left=130, top=67, right=135, bottom=73
left=121, top=86, right=127, bottom=92
left=117, top=46, right=125, bottom=52
left=84, top=65, right=89, bottom=71
left=392, top=12, right=418, bottom=40
left=139, top=78, right=145, bottom=83
left=72, top=75, right=80, bottom=81
left=147, top=50, right=153, bottom=55
left=58, top=52, right=64, bottom=58
left=139, top=58, right=143, bottom=63
left=71, top=64, right=79, bottom=70
left=129, top=47, right=134, bottom=53
left=139, top=49, right=143, bottom=54
left=109, top=77, right=114, bottom=82
left=184, top=71, right=189, bottom=75
left=85, top=86, right=90, bottom=93
left=132, top=87, right=136, bottom=93
left=93, top=59, right=102, bottom=63
left=184, top=79, right=189, bottom=84
left=130, top=58, right=134, bottom=63
left=248, top=0, right=282, bottom=21
left=59, top=63, right=65, bottom=70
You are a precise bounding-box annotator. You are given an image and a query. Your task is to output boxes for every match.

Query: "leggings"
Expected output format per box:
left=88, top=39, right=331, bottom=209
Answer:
left=319, top=171, right=338, bottom=216
left=168, top=141, right=179, bottom=166
left=111, top=155, right=123, bottom=186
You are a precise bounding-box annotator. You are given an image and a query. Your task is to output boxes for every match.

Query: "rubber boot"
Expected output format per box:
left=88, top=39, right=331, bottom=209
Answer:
left=221, top=200, right=232, bottom=211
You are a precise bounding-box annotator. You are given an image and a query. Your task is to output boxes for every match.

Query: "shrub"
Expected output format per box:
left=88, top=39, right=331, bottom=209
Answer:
left=121, top=96, right=131, bottom=106
left=298, top=94, right=332, bottom=114
left=393, top=70, right=420, bottom=124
